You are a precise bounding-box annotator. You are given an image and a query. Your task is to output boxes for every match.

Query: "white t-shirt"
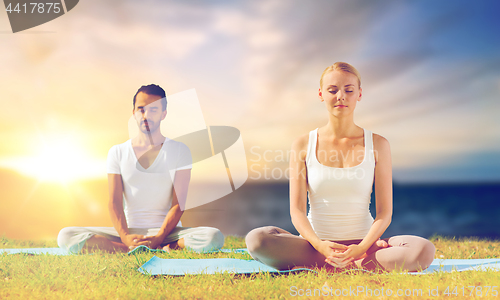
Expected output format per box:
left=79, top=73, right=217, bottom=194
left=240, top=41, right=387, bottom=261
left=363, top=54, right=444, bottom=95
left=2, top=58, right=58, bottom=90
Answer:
left=107, top=138, right=192, bottom=228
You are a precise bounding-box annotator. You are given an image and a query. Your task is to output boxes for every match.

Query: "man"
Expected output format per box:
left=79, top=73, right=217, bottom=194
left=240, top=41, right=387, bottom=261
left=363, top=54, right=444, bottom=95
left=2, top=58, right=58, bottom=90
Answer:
left=58, top=84, right=224, bottom=253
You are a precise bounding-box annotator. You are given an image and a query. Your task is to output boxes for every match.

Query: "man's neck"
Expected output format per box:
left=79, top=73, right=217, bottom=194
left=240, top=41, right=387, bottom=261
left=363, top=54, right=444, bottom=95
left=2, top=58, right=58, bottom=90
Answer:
left=132, top=132, right=166, bottom=148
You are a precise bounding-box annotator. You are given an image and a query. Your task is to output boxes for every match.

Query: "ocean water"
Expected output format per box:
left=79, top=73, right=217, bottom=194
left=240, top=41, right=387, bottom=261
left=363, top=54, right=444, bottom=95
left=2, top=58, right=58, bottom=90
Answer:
left=387, top=182, right=500, bottom=239
left=181, top=181, right=500, bottom=240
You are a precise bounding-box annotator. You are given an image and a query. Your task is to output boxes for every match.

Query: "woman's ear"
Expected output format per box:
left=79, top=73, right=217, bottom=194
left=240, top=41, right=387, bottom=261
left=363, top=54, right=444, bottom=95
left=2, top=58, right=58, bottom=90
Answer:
left=318, top=88, right=324, bottom=102
left=358, top=87, right=362, bottom=101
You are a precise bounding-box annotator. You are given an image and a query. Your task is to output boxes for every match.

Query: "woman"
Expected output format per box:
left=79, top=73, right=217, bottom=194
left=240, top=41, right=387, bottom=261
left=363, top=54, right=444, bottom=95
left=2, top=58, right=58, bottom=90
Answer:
left=245, top=62, right=435, bottom=272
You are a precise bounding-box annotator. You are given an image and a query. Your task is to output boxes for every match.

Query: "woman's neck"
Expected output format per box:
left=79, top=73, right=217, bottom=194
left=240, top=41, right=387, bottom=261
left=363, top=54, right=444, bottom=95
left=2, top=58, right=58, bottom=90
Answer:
left=323, top=115, right=358, bottom=138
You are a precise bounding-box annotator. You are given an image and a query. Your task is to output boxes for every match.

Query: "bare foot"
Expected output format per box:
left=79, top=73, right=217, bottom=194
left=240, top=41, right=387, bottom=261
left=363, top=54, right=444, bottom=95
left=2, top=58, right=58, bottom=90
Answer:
left=375, top=240, right=389, bottom=248
left=162, top=245, right=172, bottom=253
left=376, top=239, right=388, bottom=248
left=365, top=240, right=389, bottom=255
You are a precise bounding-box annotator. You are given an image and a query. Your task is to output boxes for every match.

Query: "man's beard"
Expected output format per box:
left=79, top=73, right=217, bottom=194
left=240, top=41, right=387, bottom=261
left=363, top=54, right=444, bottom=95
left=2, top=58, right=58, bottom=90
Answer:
left=138, top=120, right=159, bottom=135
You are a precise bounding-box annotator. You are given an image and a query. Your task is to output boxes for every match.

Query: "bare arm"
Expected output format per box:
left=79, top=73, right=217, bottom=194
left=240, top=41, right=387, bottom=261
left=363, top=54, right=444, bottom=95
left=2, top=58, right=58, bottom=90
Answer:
left=289, top=135, right=348, bottom=259
left=152, top=169, right=190, bottom=246
left=108, top=174, right=147, bottom=248
left=108, top=174, right=128, bottom=237
left=357, top=135, right=393, bottom=250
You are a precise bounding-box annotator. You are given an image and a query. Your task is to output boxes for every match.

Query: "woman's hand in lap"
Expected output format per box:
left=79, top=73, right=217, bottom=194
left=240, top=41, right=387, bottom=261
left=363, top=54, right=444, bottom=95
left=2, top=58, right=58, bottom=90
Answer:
left=325, top=245, right=366, bottom=268
left=341, top=244, right=367, bottom=260
left=317, top=240, right=348, bottom=256
left=324, top=256, right=354, bottom=268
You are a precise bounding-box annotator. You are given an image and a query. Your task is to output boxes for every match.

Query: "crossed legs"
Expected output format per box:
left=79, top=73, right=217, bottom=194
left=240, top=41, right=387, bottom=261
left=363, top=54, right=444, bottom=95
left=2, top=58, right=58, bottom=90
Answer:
left=83, top=234, right=185, bottom=253
left=245, top=226, right=435, bottom=272
left=58, top=226, right=224, bottom=254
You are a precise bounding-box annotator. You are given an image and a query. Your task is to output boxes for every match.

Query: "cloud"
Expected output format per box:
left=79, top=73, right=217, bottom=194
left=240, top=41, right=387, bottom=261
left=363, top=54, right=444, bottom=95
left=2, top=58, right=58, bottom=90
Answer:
left=1, top=0, right=499, bottom=182
left=203, top=1, right=419, bottom=131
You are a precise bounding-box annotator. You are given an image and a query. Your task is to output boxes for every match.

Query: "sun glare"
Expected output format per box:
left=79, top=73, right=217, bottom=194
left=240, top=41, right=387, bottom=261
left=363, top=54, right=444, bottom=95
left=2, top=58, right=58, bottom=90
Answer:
left=0, top=134, right=105, bottom=183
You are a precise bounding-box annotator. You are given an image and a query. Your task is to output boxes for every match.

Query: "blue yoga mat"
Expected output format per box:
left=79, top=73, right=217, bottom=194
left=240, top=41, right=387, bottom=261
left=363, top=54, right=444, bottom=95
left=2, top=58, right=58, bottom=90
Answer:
left=3, top=247, right=499, bottom=275
left=127, top=245, right=248, bottom=255
left=0, top=248, right=69, bottom=255
left=138, top=256, right=308, bottom=275
left=138, top=257, right=500, bottom=276
left=0, top=246, right=247, bottom=256
left=422, top=259, right=500, bottom=273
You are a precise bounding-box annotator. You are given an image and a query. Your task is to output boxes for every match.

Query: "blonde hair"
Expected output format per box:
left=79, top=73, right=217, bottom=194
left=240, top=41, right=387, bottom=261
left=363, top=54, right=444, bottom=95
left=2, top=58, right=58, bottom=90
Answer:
left=320, top=62, right=361, bottom=88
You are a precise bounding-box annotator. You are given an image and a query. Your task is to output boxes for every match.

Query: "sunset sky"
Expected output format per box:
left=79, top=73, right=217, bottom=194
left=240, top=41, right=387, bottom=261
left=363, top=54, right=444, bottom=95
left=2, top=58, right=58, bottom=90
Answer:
left=1, top=0, right=499, bottom=239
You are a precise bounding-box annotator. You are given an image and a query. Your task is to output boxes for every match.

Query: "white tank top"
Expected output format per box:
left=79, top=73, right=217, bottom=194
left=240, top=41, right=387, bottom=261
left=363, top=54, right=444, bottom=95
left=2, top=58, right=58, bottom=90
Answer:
left=305, top=128, right=375, bottom=240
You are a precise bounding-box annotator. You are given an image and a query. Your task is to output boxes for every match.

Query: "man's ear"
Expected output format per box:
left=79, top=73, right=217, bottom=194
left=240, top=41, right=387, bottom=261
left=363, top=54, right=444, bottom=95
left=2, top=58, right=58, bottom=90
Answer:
left=161, top=109, right=167, bottom=120
left=318, top=88, right=324, bottom=102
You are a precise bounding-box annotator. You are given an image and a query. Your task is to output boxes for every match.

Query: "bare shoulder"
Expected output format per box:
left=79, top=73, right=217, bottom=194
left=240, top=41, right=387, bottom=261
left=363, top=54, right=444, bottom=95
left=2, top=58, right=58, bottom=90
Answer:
left=291, top=132, right=310, bottom=161
left=372, top=133, right=391, bottom=164
left=292, top=132, right=309, bottom=150
left=373, top=133, right=390, bottom=150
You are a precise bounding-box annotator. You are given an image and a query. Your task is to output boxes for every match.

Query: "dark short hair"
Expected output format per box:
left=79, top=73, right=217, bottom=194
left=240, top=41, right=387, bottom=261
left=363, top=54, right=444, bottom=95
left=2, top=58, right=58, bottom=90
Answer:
left=133, top=84, right=167, bottom=111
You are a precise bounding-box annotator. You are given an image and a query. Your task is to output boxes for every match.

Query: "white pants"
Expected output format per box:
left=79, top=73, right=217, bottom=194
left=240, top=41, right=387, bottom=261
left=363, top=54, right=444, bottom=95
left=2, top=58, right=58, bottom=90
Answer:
left=57, top=226, right=224, bottom=254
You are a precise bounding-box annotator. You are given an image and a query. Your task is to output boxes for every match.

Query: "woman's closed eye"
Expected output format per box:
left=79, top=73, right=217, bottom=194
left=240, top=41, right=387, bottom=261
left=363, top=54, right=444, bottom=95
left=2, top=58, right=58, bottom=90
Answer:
left=329, top=90, right=353, bottom=94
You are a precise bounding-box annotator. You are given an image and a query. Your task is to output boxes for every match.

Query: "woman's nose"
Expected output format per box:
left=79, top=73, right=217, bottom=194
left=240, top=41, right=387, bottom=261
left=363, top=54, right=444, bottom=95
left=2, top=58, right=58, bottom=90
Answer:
left=337, top=90, right=345, bottom=101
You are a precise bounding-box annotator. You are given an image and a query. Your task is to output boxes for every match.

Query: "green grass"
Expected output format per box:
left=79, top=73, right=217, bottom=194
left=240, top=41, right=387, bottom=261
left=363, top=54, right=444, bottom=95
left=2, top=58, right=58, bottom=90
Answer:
left=1, top=235, right=500, bottom=299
